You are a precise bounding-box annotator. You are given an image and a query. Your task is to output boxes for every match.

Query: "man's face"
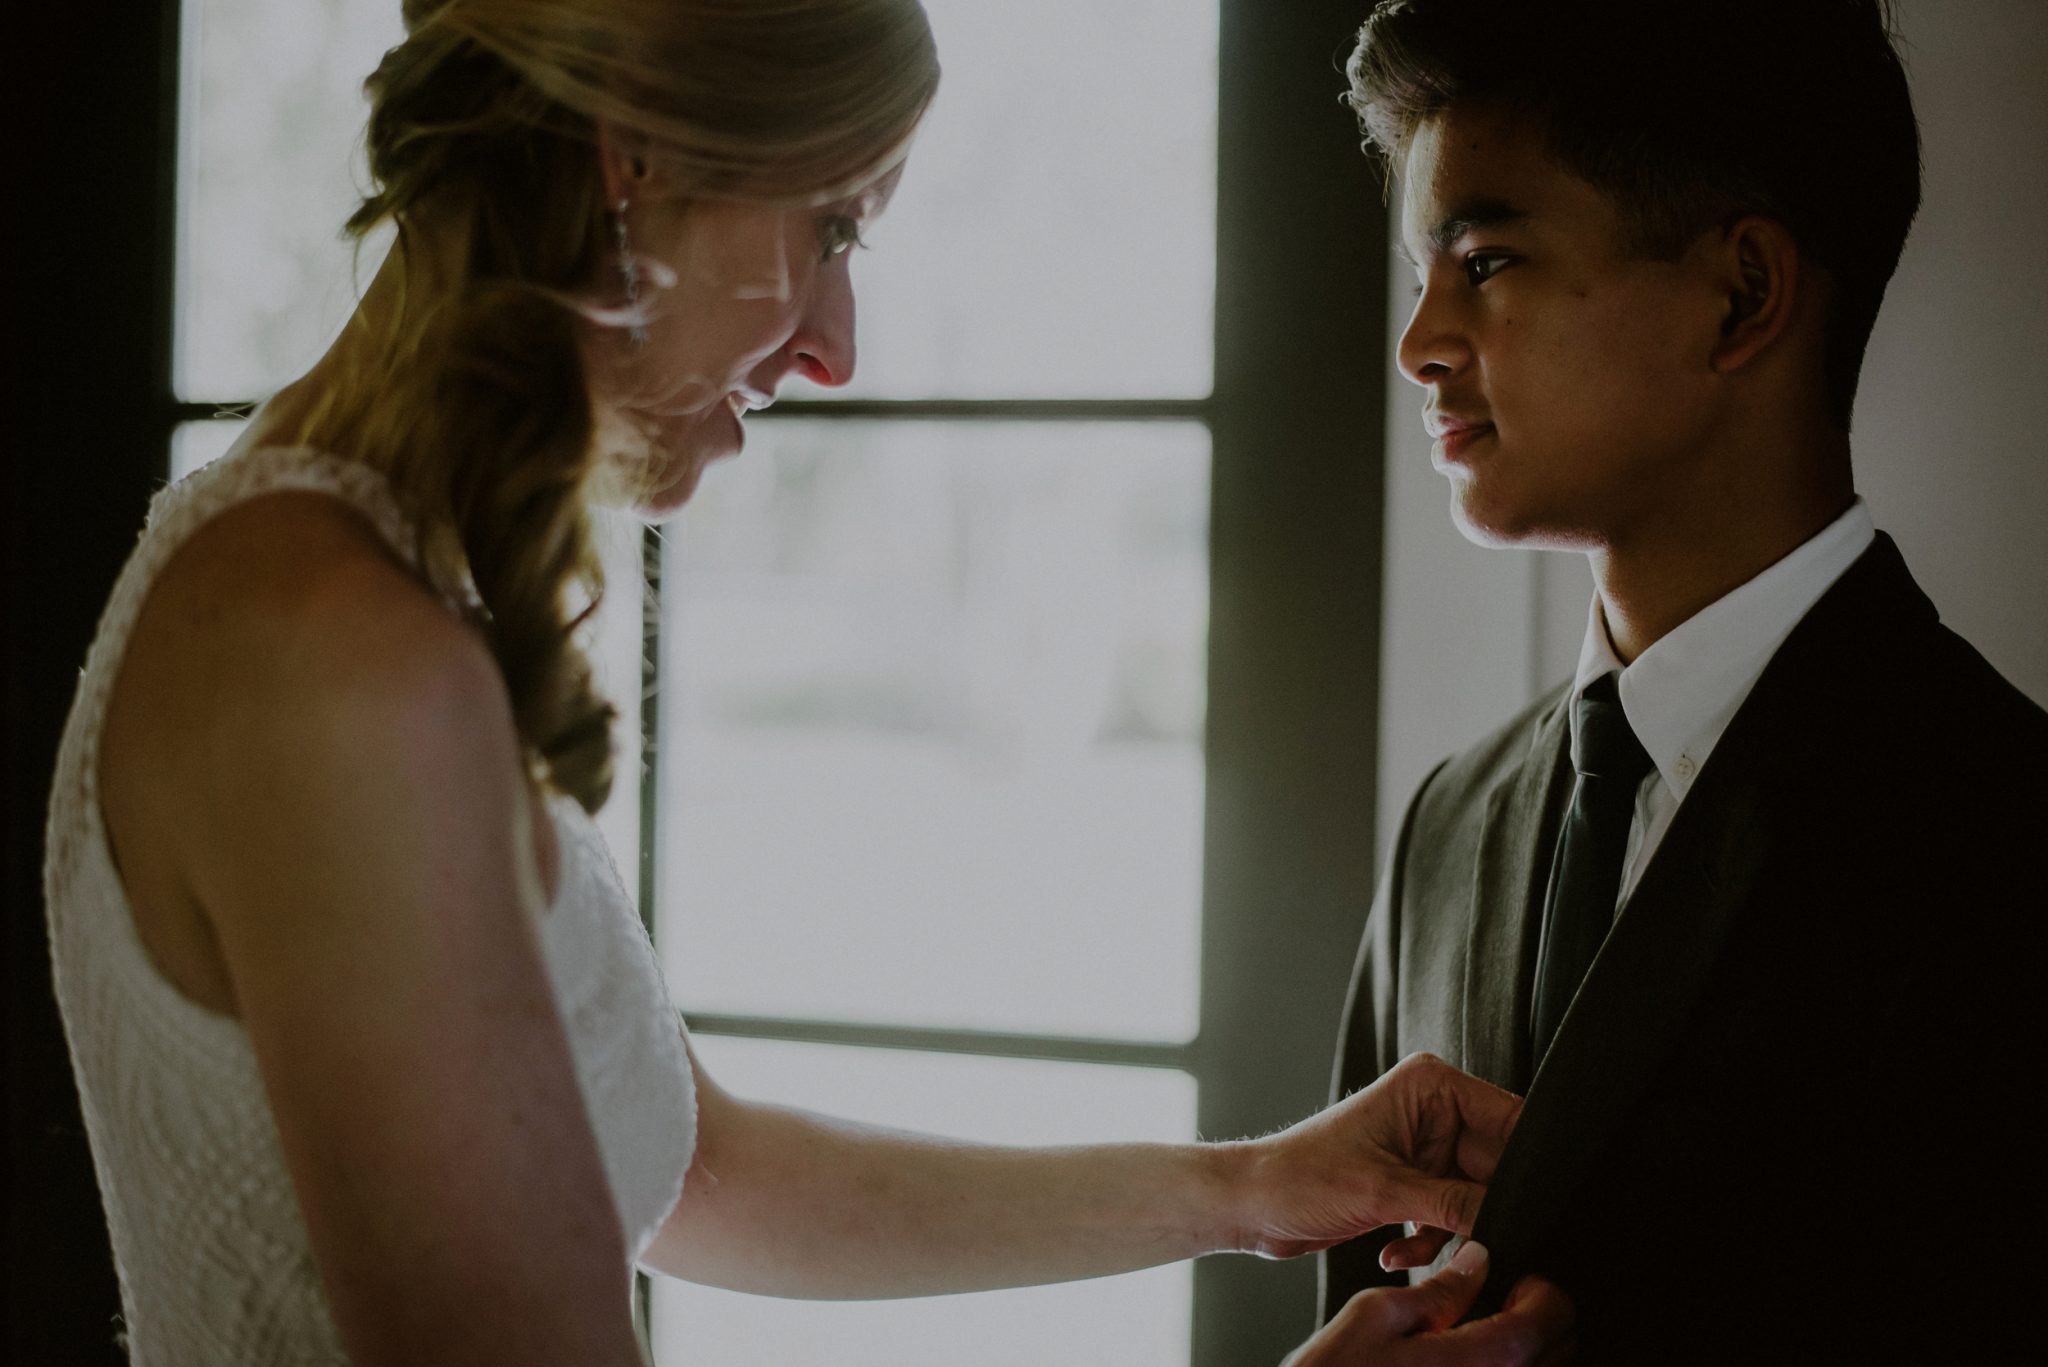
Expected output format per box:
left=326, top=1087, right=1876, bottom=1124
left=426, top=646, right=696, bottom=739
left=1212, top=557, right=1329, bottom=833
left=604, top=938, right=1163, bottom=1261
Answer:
left=1396, top=105, right=1726, bottom=550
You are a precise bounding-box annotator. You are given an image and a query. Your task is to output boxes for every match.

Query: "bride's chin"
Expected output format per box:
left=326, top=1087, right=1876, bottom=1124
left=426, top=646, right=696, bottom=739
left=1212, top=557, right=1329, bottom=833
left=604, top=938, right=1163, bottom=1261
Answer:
left=634, top=435, right=729, bottom=521
left=634, top=464, right=703, bottom=522
left=587, top=406, right=723, bottom=518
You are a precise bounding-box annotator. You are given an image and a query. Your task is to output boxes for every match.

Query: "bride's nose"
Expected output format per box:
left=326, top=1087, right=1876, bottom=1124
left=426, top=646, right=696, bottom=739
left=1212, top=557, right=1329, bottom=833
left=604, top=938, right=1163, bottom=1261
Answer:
left=790, top=259, right=856, bottom=388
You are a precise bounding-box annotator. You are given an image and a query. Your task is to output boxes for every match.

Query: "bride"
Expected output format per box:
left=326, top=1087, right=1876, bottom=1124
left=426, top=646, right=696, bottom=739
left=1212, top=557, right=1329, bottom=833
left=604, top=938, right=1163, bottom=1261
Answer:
left=46, top=1, right=1571, bottom=1361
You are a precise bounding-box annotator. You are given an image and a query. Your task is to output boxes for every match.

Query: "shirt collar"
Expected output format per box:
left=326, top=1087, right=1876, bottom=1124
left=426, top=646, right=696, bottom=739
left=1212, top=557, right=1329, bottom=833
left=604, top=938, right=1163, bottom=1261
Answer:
left=1571, top=500, right=1877, bottom=799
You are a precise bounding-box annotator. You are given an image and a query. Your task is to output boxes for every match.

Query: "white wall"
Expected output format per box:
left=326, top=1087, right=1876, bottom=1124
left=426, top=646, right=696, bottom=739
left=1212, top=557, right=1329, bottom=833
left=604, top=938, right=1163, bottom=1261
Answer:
left=1375, top=0, right=2048, bottom=859
left=1853, top=0, right=2048, bottom=707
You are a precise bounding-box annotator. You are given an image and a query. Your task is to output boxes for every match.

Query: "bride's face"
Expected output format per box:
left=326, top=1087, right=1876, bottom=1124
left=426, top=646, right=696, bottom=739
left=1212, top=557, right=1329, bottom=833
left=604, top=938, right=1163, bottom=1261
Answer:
left=589, top=165, right=902, bottom=519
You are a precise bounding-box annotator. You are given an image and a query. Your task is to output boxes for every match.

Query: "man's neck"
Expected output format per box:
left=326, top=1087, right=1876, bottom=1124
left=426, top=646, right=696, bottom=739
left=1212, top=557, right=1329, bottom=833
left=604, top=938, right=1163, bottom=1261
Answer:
left=1590, top=467, right=1855, bottom=665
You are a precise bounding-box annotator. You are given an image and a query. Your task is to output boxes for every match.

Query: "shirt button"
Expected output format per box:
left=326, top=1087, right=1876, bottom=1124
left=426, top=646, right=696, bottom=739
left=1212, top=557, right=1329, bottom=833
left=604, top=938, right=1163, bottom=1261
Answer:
left=1675, top=756, right=1698, bottom=781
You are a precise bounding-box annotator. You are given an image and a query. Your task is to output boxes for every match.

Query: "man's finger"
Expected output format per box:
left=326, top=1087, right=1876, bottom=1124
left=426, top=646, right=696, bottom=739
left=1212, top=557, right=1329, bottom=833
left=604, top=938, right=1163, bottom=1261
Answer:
left=1417, top=1273, right=1577, bottom=1366
left=1379, top=1239, right=1492, bottom=1336
left=1502, top=1273, right=1575, bottom=1331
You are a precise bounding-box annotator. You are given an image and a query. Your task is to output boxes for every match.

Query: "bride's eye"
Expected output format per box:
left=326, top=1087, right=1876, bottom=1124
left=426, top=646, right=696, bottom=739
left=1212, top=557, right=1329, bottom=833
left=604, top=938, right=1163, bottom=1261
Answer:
left=819, top=215, right=866, bottom=262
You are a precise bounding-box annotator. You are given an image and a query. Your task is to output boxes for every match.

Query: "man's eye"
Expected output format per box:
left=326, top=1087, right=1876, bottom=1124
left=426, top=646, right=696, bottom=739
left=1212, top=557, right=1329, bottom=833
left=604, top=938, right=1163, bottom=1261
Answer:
left=820, top=215, right=866, bottom=261
left=1463, top=253, right=1512, bottom=286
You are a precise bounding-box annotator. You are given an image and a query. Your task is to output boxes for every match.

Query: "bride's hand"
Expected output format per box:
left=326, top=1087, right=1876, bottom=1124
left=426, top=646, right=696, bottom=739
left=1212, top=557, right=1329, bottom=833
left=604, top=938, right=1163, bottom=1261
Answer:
left=1226, top=1052, right=1521, bottom=1260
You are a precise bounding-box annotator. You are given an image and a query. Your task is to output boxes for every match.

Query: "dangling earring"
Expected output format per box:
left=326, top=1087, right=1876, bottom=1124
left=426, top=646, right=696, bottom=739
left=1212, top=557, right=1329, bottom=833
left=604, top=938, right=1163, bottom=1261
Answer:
left=612, top=197, right=648, bottom=346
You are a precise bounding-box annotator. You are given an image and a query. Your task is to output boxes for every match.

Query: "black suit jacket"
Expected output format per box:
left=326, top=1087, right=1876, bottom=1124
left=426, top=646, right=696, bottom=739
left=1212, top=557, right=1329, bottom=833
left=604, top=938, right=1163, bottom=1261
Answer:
left=1323, top=535, right=2048, bottom=1361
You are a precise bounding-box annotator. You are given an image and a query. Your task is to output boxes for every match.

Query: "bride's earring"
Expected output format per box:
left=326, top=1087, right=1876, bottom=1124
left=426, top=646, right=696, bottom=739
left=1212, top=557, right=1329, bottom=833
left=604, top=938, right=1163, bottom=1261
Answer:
left=612, top=197, right=648, bottom=346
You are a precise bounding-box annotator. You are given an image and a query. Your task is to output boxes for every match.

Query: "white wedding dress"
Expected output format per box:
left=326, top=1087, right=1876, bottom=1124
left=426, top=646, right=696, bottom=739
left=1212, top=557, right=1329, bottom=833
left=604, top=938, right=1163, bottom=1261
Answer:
left=44, top=433, right=696, bottom=1365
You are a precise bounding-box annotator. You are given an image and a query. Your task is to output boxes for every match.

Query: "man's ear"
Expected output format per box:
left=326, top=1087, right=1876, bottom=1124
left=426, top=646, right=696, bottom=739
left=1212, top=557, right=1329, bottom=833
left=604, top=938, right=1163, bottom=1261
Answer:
left=1710, top=215, right=1802, bottom=374
left=595, top=120, right=656, bottom=207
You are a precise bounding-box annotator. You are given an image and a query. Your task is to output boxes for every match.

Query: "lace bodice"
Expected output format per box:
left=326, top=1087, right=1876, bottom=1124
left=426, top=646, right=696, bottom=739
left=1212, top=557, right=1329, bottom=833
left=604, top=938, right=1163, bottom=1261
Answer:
left=43, top=437, right=695, bottom=1365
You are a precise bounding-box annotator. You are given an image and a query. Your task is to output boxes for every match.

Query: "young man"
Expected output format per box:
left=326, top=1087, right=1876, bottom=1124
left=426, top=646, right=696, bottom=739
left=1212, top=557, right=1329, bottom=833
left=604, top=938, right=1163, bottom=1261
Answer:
left=1323, top=1, right=2047, bottom=1359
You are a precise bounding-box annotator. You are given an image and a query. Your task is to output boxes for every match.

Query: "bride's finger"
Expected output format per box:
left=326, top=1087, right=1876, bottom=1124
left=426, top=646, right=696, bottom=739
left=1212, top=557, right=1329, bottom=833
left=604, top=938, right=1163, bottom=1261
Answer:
left=1442, top=1073, right=1523, bottom=1182
left=1378, top=1223, right=1456, bottom=1273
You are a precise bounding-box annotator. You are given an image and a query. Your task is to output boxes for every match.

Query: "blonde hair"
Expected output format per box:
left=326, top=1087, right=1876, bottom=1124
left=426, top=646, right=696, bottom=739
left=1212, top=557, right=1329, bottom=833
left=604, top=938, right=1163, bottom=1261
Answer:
left=283, top=0, right=939, bottom=813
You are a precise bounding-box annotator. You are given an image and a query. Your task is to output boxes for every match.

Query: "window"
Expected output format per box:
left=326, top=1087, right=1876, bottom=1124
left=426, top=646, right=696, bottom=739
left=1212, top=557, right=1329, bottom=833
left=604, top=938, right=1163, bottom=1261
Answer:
left=169, top=2, right=1386, bottom=1362
left=648, top=3, right=1220, bottom=1354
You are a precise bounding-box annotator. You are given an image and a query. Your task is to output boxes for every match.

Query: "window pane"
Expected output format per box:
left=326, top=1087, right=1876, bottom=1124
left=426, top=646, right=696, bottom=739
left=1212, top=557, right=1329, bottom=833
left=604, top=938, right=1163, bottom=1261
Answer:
left=804, top=0, right=1219, bottom=400
left=658, top=421, right=1208, bottom=1041
left=176, top=0, right=1216, bottom=402
left=171, top=418, right=245, bottom=480
left=175, top=0, right=401, bottom=399
left=649, top=1036, right=1195, bottom=1367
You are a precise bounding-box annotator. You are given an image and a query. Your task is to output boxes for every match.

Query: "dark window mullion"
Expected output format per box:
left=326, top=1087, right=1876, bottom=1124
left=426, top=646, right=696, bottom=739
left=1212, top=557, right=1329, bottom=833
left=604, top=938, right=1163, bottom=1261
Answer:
left=1196, top=0, right=1389, bottom=1363
left=683, top=1014, right=1199, bottom=1073
left=173, top=397, right=1212, bottom=425
left=756, top=398, right=1212, bottom=422
left=637, top=522, right=664, bottom=938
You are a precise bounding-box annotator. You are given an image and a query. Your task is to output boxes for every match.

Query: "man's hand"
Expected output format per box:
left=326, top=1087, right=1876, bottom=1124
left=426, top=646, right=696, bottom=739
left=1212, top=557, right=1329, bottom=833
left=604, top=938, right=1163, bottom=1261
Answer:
left=1281, top=1242, right=1575, bottom=1366
left=1229, top=1052, right=1521, bottom=1259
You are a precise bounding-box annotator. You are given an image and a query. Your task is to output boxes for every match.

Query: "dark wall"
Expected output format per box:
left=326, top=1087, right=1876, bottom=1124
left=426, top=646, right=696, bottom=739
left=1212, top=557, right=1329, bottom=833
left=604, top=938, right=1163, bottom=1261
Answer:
left=5, top=3, right=176, bottom=1359
left=1195, top=1, right=1388, bottom=1363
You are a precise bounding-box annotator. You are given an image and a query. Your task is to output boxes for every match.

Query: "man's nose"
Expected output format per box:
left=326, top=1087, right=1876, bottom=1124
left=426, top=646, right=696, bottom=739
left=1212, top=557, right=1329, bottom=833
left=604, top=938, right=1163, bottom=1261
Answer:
left=1395, top=289, right=1467, bottom=389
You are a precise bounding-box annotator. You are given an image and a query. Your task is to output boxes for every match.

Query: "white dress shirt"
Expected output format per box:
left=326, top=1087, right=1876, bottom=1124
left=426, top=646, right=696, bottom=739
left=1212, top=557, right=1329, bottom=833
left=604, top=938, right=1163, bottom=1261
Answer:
left=1571, top=500, right=1877, bottom=907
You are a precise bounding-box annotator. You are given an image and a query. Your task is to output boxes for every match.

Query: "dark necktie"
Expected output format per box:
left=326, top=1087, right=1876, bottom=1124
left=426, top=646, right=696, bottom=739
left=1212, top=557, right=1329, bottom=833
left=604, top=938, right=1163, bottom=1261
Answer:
left=1530, top=672, right=1656, bottom=1068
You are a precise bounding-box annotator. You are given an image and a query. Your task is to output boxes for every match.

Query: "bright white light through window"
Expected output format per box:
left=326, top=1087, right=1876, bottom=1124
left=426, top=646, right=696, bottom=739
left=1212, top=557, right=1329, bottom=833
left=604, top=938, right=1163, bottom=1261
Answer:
left=175, top=0, right=402, bottom=400
left=659, top=421, right=1209, bottom=1042
left=808, top=0, right=1220, bottom=400
left=175, top=0, right=1219, bottom=404
left=170, top=418, right=243, bottom=480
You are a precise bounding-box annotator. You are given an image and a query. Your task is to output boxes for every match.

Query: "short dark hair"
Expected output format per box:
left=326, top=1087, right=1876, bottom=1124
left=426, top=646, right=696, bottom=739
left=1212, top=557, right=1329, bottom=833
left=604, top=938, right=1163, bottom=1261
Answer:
left=1347, top=0, right=1922, bottom=429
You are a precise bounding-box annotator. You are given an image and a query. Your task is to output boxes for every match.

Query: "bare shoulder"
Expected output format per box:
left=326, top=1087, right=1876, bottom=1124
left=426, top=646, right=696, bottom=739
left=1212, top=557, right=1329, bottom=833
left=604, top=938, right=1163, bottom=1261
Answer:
left=179, top=492, right=522, bottom=854
left=129, top=490, right=510, bottom=790
left=107, top=487, right=534, bottom=956
left=153, top=489, right=493, bottom=711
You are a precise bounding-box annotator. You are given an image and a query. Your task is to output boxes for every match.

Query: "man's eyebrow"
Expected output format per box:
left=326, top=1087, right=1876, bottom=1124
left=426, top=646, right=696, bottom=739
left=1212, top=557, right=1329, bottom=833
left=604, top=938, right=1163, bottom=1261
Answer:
left=1395, top=197, right=1531, bottom=266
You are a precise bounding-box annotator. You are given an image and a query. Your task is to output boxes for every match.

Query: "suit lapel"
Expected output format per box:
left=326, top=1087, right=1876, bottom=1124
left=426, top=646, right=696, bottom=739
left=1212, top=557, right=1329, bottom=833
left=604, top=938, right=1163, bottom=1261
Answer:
left=1463, top=533, right=1933, bottom=1316
left=1461, top=694, right=1573, bottom=1090
left=1466, top=763, right=1772, bottom=1308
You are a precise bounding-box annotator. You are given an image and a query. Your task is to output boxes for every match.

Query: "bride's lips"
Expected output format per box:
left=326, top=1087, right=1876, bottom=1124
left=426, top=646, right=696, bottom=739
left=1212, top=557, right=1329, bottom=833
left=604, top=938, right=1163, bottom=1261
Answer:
left=718, top=387, right=774, bottom=456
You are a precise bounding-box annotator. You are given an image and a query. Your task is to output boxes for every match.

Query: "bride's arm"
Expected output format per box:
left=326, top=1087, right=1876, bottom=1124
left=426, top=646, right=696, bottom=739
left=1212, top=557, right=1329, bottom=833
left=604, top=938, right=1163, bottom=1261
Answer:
left=176, top=507, right=646, bottom=1367
left=641, top=1048, right=1518, bottom=1299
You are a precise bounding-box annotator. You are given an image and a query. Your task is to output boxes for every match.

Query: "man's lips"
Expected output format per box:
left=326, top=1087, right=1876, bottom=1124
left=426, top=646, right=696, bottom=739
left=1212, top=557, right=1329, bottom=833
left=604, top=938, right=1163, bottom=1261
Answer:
left=1425, top=414, right=1494, bottom=462
left=1424, top=413, right=1492, bottom=440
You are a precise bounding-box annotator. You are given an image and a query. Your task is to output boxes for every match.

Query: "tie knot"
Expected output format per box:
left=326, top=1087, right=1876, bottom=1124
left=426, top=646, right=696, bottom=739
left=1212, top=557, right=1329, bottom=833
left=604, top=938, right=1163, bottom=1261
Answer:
left=1572, top=673, right=1655, bottom=789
